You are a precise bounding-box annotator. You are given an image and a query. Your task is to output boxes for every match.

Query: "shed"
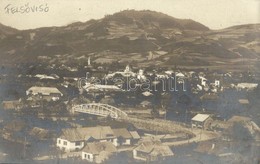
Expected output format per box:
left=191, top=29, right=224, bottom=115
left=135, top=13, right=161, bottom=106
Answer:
left=191, top=114, right=211, bottom=129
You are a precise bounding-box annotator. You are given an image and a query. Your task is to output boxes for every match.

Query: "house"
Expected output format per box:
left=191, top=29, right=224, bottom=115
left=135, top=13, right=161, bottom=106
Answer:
left=175, top=72, right=185, bottom=78
left=82, top=142, right=117, bottom=163
left=29, top=127, right=52, bottom=140
left=112, top=128, right=133, bottom=146
left=137, top=69, right=146, bottom=80
left=143, top=133, right=187, bottom=143
left=156, top=74, right=168, bottom=79
left=227, top=116, right=251, bottom=124
left=200, top=93, right=219, bottom=101
left=56, top=126, right=116, bottom=152
left=84, top=82, right=122, bottom=92
left=236, top=83, right=258, bottom=91
left=175, top=72, right=186, bottom=84
left=133, top=140, right=174, bottom=162
left=209, top=120, right=232, bottom=132
left=129, top=131, right=141, bottom=144
left=191, top=114, right=211, bottom=129
left=34, top=74, right=59, bottom=80
left=214, top=80, right=220, bottom=87
left=238, top=99, right=249, bottom=105
left=140, top=100, right=152, bottom=108
left=197, top=84, right=203, bottom=91
left=165, top=70, right=174, bottom=75
left=142, top=91, right=153, bottom=97
left=2, top=99, right=23, bottom=110
left=199, top=76, right=207, bottom=87
left=26, top=86, right=63, bottom=101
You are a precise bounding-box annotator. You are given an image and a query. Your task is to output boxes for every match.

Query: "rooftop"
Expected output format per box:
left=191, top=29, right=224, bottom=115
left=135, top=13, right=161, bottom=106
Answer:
left=238, top=99, right=249, bottom=104
left=82, top=141, right=117, bottom=155
left=135, top=141, right=174, bottom=157
left=112, top=128, right=132, bottom=139
left=237, top=83, right=258, bottom=88
left=60, top=126, right=115, bottom=141
left=227, top=116, right=251, bottom=123
left=27, top=86, right=62, bottom=95
left=84, top=83, right=121, bottom=91
left=129, top=131, right=141, bottom=139
left=192, top=114, right=210, bottom=122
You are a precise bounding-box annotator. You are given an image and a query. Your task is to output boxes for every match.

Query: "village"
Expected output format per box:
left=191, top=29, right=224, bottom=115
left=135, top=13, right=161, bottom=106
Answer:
left=0, top=57, right=260, bottom=163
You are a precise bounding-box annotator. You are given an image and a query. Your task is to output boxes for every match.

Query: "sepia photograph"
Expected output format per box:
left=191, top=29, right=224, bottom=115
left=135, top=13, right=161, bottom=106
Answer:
left=0, top=0, right=259, bottom=163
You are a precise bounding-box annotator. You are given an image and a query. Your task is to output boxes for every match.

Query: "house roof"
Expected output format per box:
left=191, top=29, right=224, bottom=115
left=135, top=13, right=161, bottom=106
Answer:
left=4, top=120, right=26, bottom=132
left=82, top=141, right=116, bottom=155
left=200, top=93, right=218, bottom=101
left=237, top=83, right=258, bottom=89
left=140, top=100, right=152, bottom=106
left=135, top=141, right=160, bottom=153
left=192, top=114, right=210, bottom=122
left=227, top=116, right=251, bottom=123
left=134, top=141, right=173, bottom=157
left=27, top=86, right=62, bottom=95
left=129, top=131, right=141, bottom=139
left=29, top=127, right=50, bottom=139
left=210, top=120, right=232, bottom=129
left=238, top=99, right=249, bottom=104
left=150, top=145, right=174, bottom=157
left=60, top=126, right=115, bottom=142
left=84, top=83, right=121, bottom=91
left=176, top=72, right=185, bottom=77
left=112, top=128, right=132, bottom=139
left=142, top=91, right=153, bottom=97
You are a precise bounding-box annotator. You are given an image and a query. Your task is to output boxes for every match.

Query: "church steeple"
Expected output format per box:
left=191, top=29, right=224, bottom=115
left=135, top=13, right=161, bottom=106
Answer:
left=125, top=65, right=131, bottom=72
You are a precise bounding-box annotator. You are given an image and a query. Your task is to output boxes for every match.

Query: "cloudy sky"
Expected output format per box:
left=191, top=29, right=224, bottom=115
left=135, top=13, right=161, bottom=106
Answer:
left=0, top=0, right=259, bottom=30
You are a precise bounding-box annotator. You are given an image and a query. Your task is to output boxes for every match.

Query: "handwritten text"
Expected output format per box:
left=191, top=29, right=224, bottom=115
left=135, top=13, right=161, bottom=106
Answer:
left=4, top=3, right=49, bottom=14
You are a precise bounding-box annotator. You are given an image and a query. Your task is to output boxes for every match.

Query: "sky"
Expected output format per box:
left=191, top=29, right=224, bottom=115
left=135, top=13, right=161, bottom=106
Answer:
left=0, top=0, right=259, bottom=30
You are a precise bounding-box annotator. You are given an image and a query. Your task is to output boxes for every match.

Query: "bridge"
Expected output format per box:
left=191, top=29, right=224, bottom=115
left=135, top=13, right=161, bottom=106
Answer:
left=71, top=103, right=219, bottom=144
left=72, top=103, right=128, bottom=119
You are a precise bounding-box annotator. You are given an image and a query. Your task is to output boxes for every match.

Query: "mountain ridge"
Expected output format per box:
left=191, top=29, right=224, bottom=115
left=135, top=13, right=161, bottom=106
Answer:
left=0, top=10, right=259, bottom=71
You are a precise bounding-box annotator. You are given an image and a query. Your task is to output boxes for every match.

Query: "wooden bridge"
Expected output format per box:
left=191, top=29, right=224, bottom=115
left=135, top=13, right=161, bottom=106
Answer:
left=71, top=103, right=128, bottom=119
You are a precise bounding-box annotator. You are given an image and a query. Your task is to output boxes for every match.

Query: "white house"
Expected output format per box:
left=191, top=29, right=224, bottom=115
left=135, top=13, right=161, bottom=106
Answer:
left=56, top=126, right=116, bottom=152
left=199, top=76, right=207, bottom=87
left=197, top=84, right=203, bottom=91
left=215, top=80, right=220, bottom=87
left=82, top=142, right=117, bottom=163
left=175, top=72, right=185, bottom=78
left=236, top=83, right=258, bottom=91
left=156, top=74, right=168, bottom=79
left=26, top=86, right=63, bottom=101
left=165, top=70, right=174, bottom=75
left=137, top=69, right=146, bottom=80
left=84, top=82, right=122, bottom=92
left=112, top=128, right=133, bottom=146
left=191, top=114, right=211, bottom=129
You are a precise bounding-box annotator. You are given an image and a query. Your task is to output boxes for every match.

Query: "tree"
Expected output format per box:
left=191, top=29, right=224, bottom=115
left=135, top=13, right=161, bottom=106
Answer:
left=230, top=122, right=253, bottom=141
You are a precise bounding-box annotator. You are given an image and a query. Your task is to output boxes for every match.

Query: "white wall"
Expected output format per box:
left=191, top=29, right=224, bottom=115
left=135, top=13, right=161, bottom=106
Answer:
left=122, top=139, right=131, bottom=145
left=113, top=138, right=131, bottom=146
left=82, top=152, right=94, bottom=162
left=56, top=138, right=84, bottom=152
left=133, top=149, right=137, bottom=158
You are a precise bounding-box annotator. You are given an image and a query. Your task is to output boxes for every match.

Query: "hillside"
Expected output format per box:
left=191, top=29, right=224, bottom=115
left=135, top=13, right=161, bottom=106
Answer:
left=0, top=23, right=18, bottom=39
left=0, top=10, right=259, bottom=71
